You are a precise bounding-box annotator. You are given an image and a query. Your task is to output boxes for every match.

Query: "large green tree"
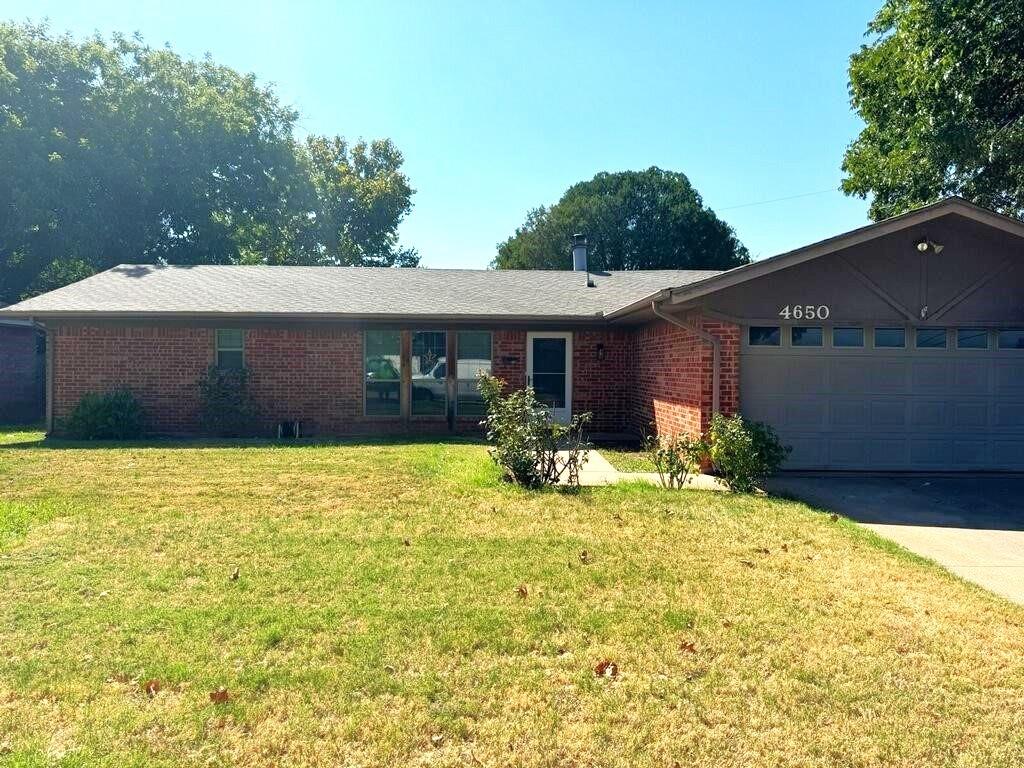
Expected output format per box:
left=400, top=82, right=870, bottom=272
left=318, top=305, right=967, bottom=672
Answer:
left=495, top=168, right=748, bottom=271
left=0, top=23, right=416, bottom=305
left=843, top=0, right=1024, bottom=220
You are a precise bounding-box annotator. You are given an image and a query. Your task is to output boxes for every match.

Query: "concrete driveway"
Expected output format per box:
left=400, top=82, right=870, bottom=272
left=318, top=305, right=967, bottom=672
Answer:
left=765, top=476, right=1024, bottom=605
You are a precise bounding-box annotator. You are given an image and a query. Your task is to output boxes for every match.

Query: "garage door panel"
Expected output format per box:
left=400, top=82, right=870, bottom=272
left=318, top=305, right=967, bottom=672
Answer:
left=909, top=438, right=954, bottom=467
left=784, top=435, right=826, bottom=468
left=955, top=361, right=991, bottom=393
left=828, top=438, right=869, bottom=467
left=994, top=403, right=1024, bottom=429
left=830, top=360, right=872, bottom=392
left=864, top=438, right=908, bottom=468
left=954, top=402, right=989, bottom=428
left=995, top=361, right=1024, bottom=394
left=953, top=440, right=990, bottom=468
left=741, top=340, right=1024, bottom=471
left=992, top=440, right=1024, bottom=469
left=870, top=400, right=908, bottom=429
left=739, top=396, right=782, bottom=426
left=909, top=400, right=946, bottom=429
left=831, top=399, right=869, bottom=427
left=783, top=399, right=827, bottom=428
left=869, top=360, right=910, bottom=392
left=785, top=358, right=829, bottom=392
left=911, top=360, right=954, bottom=391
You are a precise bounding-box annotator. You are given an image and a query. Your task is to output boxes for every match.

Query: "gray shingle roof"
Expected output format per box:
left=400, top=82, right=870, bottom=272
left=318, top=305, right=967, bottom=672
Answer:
left=0, top=264, right=721, bottom=320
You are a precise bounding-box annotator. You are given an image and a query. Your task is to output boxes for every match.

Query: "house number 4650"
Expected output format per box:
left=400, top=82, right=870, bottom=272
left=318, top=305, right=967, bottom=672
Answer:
left=778, top=305, right=830, bottom=320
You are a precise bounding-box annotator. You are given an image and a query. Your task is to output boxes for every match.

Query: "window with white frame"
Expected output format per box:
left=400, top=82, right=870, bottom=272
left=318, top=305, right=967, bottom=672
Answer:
left=215, top=329, right=244, bottom=369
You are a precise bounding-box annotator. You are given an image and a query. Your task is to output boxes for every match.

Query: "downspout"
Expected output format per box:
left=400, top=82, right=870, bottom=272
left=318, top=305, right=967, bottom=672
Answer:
left=651, top=300, right=721, bottom=416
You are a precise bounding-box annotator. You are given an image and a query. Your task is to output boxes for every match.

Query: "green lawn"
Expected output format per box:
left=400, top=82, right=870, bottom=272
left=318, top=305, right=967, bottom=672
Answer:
left=1, top=427, right=1023, bottom=767
left=596, top=444, right=657, bottom=473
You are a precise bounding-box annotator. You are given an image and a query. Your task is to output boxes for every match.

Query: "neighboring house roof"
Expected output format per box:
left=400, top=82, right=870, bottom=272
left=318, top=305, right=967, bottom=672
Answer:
left=0, top=264, right=722, bottom=321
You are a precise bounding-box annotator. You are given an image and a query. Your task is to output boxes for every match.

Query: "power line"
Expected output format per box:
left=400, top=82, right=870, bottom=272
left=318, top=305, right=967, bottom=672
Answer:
left=718, top=188, right=839, bottom=211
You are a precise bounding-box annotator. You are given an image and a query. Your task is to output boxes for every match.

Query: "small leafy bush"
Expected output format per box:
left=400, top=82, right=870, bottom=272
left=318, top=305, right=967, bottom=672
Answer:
left=706, top=413, right=789, bottom=492
left=478, top=373, right=591, bottom=489
left=197, top=365, right=259, bottom=437
left=63, top=389, right=145, bottom=440
left=645, top=430, right=706, bottom=489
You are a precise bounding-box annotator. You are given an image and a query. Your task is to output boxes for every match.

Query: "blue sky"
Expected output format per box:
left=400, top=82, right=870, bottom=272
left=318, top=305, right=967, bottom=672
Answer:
left=16, top=0, right=880, bottom=267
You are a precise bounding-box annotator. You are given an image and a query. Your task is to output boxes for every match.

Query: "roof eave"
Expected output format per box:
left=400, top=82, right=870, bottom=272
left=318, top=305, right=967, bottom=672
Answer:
left=0, top=309, right=610, bottom=324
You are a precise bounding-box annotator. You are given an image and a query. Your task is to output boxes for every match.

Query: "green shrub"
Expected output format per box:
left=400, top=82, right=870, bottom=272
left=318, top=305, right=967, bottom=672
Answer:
left=62, top=389, right=145, bottom=440
left=645, top=429, right=706, bottom=489
left=706, top=413, right=789, bottom=492
left=478, top=373, right=591, bottom=489
left=197, top=365, right=259, bottom=437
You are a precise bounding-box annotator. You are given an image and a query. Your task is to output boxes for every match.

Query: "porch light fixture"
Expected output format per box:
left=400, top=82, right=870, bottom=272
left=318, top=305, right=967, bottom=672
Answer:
left=916, top=237, right=944, bottom=254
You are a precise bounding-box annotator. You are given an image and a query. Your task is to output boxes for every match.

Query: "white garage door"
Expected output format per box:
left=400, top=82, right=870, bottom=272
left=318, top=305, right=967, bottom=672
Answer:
left=740, top=326, right=1024, bottom=471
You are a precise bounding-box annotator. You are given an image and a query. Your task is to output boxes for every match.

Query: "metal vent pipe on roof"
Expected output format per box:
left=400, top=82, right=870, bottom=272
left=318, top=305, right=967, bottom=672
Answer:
left=571, top=234, right=588, bottom=272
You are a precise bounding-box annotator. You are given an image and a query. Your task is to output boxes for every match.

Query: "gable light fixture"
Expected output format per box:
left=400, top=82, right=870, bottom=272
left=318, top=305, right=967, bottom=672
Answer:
left=916, top=237, right=944, bottom=254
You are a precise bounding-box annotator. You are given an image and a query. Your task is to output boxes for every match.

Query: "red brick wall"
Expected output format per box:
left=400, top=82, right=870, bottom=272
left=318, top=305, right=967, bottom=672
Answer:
left=573, top=330, right=631, bottom=433
left=49, top=320, right=738, bottom=439
left=0, top=325, right=44, bottom=422
left=491, top=330, right=526, bottom=390
left=629, top=316, right=739, bottom=439
left=244, top=327, right=364, bottom=434
left=52, top=325, right=213, bottom=433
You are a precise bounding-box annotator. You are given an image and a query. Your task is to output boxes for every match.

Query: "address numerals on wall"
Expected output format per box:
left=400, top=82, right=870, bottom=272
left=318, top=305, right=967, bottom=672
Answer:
left=778, top=305, right=830, bottom=321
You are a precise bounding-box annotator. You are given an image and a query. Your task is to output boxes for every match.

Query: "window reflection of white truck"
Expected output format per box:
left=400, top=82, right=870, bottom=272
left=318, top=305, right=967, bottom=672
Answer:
left=412, top=359, right=490, bottom=414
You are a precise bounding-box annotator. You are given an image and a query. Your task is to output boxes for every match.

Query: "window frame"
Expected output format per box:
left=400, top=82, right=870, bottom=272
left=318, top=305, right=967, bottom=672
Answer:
left=832, top=327, right=864, bottom=348
left=873, top=327, right=906, bottom=349
left=915, top=327, right=948, bottom=349
left=410, top=330, right=449, bottom=418
left=363, top=329, right=402, bottom=418
left=998, top=329, right=1024, bottom=350
left=790, top=326, right=823, bottom=347
left=748, top=326, right=781, bottom=347
left=455, top=330, right=493, bottom=418
left=215, top=328, right=245, bottom=369
left=956, top=328, right=990, bottom=350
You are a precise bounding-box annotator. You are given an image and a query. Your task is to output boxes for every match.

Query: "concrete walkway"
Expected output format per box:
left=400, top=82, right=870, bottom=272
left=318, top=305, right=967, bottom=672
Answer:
left=563, top=449, right=728, bottom=490
left=766, top=476, right=1024, bottom=605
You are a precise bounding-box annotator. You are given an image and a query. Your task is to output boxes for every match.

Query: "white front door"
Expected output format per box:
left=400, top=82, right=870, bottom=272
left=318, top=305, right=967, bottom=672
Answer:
left=526, top=332, right=573, bottom=423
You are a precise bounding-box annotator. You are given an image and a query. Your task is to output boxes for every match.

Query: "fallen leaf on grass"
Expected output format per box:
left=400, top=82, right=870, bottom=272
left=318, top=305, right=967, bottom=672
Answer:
left=430, top=733, right=444, bottom=747
left=142, top=679, right=161, bottom=698
left=229, top=567, right=240, bottom=582
left=579, top=550, right=591, bottom=564
left=594, top=659, right=618, bottom=678
left=679, top=640, right=697, bottom=653
left=830, top=513, right=839, bottom=522
left=209, top=687, right=230, bottom=704
left=740, top=559, right=755, bottom=568
left=402, top=538, right=411, bottom=547
left=515, top=584, right=528, bottom=599
left=755, top=547, right=770, bottom=555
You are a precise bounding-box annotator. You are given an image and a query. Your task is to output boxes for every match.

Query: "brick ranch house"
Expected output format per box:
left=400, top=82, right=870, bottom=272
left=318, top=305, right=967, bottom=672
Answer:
left=2, top=197, right=1024, bottom=471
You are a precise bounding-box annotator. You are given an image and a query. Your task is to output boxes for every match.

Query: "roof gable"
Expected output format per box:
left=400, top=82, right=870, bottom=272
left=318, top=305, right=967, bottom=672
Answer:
left=649, top=197, right=1024, bottom=311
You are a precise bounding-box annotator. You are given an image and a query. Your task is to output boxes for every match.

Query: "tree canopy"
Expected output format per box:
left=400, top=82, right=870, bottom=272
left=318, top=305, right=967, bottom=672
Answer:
left=0, top=23, right=416, bottom=305
left=494, top=168, right=748, bottom=271
left=842, top=0, right=1024, bottom=220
